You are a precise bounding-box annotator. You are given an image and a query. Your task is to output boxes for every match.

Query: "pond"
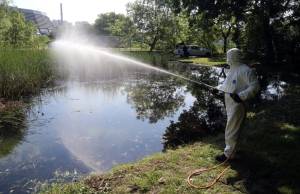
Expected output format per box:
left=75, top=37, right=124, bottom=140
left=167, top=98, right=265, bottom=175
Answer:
left=0, top=59, right=295, bottom=193
left=0, top=61, right=195, bottom=193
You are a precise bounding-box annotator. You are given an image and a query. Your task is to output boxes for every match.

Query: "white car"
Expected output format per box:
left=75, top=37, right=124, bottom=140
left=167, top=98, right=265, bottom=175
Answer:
left=174, top=45, right=212, bottom=57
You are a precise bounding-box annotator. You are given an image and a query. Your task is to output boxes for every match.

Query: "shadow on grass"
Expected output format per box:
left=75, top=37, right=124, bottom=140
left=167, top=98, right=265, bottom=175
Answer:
left=229, top=87, right=300, bottom=194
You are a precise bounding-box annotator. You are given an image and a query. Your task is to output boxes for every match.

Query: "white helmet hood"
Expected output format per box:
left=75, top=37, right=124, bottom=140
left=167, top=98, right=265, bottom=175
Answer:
left=227, top=48, right=242, bottom=66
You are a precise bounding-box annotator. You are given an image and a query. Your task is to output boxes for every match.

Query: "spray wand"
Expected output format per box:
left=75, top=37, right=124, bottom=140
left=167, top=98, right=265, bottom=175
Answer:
left=171, top=70, right=228, bottom=94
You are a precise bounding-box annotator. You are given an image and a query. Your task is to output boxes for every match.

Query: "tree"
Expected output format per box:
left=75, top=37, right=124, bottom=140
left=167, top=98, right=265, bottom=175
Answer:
left=242, top=0, right=300, bottom=64
left=127, top=0, right=180, bottom=51
left=0, top=2, right=46, bottom=48
left=94, top=12, right=136, bottom=48
left=109, top=16, right=136, bottom=48
left=74, top=21, right=93, bottom=34
left=171, top=0, right=300, bottom=65
left=6, top=10, right=28, bottom=46
left=0, top=4, right=11, bottom=45
left=170, top=0, right=240, bottom=53
left=214, top=14, right=235, bottom=53
left=186, top=13, right=218, bottom=52
left=94, top=12, right=126, bottom=36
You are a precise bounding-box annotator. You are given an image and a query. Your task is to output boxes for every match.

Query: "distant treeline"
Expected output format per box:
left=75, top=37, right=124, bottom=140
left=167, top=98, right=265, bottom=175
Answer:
left=2, top=0, right=299, bottom=66
left=81, top=0, right=299, bottom=66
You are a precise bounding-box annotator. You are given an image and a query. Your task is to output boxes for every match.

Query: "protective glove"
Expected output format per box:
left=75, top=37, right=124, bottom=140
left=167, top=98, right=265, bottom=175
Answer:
left=211, top=88, right=224, bottom=100
left=211, top=88, right=220, bottom=95
left=230, top=93, right=243, bottom=103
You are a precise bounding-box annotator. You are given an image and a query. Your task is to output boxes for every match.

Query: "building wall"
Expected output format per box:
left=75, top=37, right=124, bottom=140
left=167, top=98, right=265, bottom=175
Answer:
left=17, top=8, right=54, bottom=35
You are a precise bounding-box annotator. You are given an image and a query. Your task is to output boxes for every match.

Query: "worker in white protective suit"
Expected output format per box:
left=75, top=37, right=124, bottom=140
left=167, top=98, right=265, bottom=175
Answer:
left=216, top=48, right=260, bottom=162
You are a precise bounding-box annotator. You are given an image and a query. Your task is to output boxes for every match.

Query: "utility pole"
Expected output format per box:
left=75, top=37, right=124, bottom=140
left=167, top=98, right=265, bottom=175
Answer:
left=60, top=3, right=63, bottom=24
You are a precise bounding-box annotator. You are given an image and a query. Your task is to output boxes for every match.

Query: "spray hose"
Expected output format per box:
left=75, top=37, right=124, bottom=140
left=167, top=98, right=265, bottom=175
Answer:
left=187, top=156, right=231, bottom=189
left=187, top=114, right=242, bottom=190
left=176, top=75, right=229, bottom=94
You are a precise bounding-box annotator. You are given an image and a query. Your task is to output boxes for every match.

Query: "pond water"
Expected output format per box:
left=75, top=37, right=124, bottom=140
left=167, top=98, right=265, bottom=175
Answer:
left=0, top=65, right=197, bottom=193
left=0, top=60, right=296, bottom=193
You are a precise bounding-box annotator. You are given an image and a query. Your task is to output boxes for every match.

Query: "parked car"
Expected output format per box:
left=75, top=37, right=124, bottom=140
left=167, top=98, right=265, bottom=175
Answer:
left=174, top=45, right=212, bottom=57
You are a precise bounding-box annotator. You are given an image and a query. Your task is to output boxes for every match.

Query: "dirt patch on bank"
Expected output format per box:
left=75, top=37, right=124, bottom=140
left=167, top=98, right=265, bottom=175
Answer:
left=0, top=98, right=23, bottom=112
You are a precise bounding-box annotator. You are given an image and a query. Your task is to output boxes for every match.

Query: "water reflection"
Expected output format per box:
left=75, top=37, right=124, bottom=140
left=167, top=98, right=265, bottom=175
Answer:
left=0, top=106, right=26, bottom=158
left=162, top=66, right=226, bottom=149
left=55, top=73, right=193, bottom=172
left=126, top=73, right=185, bottom=123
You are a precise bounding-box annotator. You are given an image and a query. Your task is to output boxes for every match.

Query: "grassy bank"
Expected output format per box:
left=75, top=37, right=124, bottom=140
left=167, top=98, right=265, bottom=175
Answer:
left=0, top=49, right=56, bottom=100
left=42, top=84, right=300, bottom=193
left=179, top=56, right=226, bottom=66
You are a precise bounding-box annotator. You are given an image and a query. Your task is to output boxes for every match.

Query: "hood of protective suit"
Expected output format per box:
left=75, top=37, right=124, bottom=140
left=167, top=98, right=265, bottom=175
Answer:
left=218, top=47, right=260, bottom=96
left=227, top=48, right=242, bottom=67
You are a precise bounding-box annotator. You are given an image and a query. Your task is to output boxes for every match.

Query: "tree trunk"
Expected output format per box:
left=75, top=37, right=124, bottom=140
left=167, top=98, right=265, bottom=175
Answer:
left=263, top=17, right=275, bottom=63
left=223, top=36, right=228, bottom=54
left=150, top=36, right=158, bottom=52
left=232, top=25, right=241, bottom=48
left=221, top=26, right=231, bottom=54
left=261, top=1, right=275, bottom=64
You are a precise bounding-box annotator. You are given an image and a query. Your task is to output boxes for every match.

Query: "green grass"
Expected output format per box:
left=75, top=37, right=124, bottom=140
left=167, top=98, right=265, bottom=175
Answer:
left=42, top=140, right=239, bottom=194
left=179, top=56, right=226, bottom=66
left=41, top=83, right=300, bottom=194
left=120, top=51, right=172, bottom=66
left=0, top=49, right=56, bottom=100
left=111, top=47, right=152, bottom=52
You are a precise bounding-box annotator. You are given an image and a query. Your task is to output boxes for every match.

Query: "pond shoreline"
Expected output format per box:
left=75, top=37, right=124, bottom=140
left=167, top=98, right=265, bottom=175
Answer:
left=0, top=99, right=26, bottom=137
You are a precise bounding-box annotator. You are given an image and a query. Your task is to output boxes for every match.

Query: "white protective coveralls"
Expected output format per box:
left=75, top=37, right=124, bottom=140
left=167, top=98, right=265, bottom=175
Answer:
left=218, top=48, right=260, bottom=158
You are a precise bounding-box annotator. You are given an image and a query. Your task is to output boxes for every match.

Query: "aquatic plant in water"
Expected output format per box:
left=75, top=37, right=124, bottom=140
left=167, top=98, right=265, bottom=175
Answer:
left=0, top=49, right=56, bottom=99
left=0, top=100, right=26, bottom=158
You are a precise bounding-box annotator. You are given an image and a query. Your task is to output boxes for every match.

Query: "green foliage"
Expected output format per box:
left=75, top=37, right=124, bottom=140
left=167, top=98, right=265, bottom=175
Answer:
left=172, top=0, right=300, bottom=65
left=33, top=35, right=50, bottom=48
left=40, top=183, right=93, bottom=194
left=186, top=13, right=219, bottom=52
left=127, top=0, right=189, bottom=51
left=0, top=3, right=48, bottom=48
left=94, top=12, right=137, bottom=48
left=92, top=0, right=298, bottom=62
left=0, top=49, right=56, bottom=99
left=172, top=13, right=190, bottom=45
left=110, top=16, right=137, bottom=47
left=94, top=12, right=117, bottom=35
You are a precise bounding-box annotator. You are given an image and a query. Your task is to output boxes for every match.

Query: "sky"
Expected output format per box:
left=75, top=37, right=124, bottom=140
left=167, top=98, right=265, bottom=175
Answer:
left=12, top=0, right=135, bottom=23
